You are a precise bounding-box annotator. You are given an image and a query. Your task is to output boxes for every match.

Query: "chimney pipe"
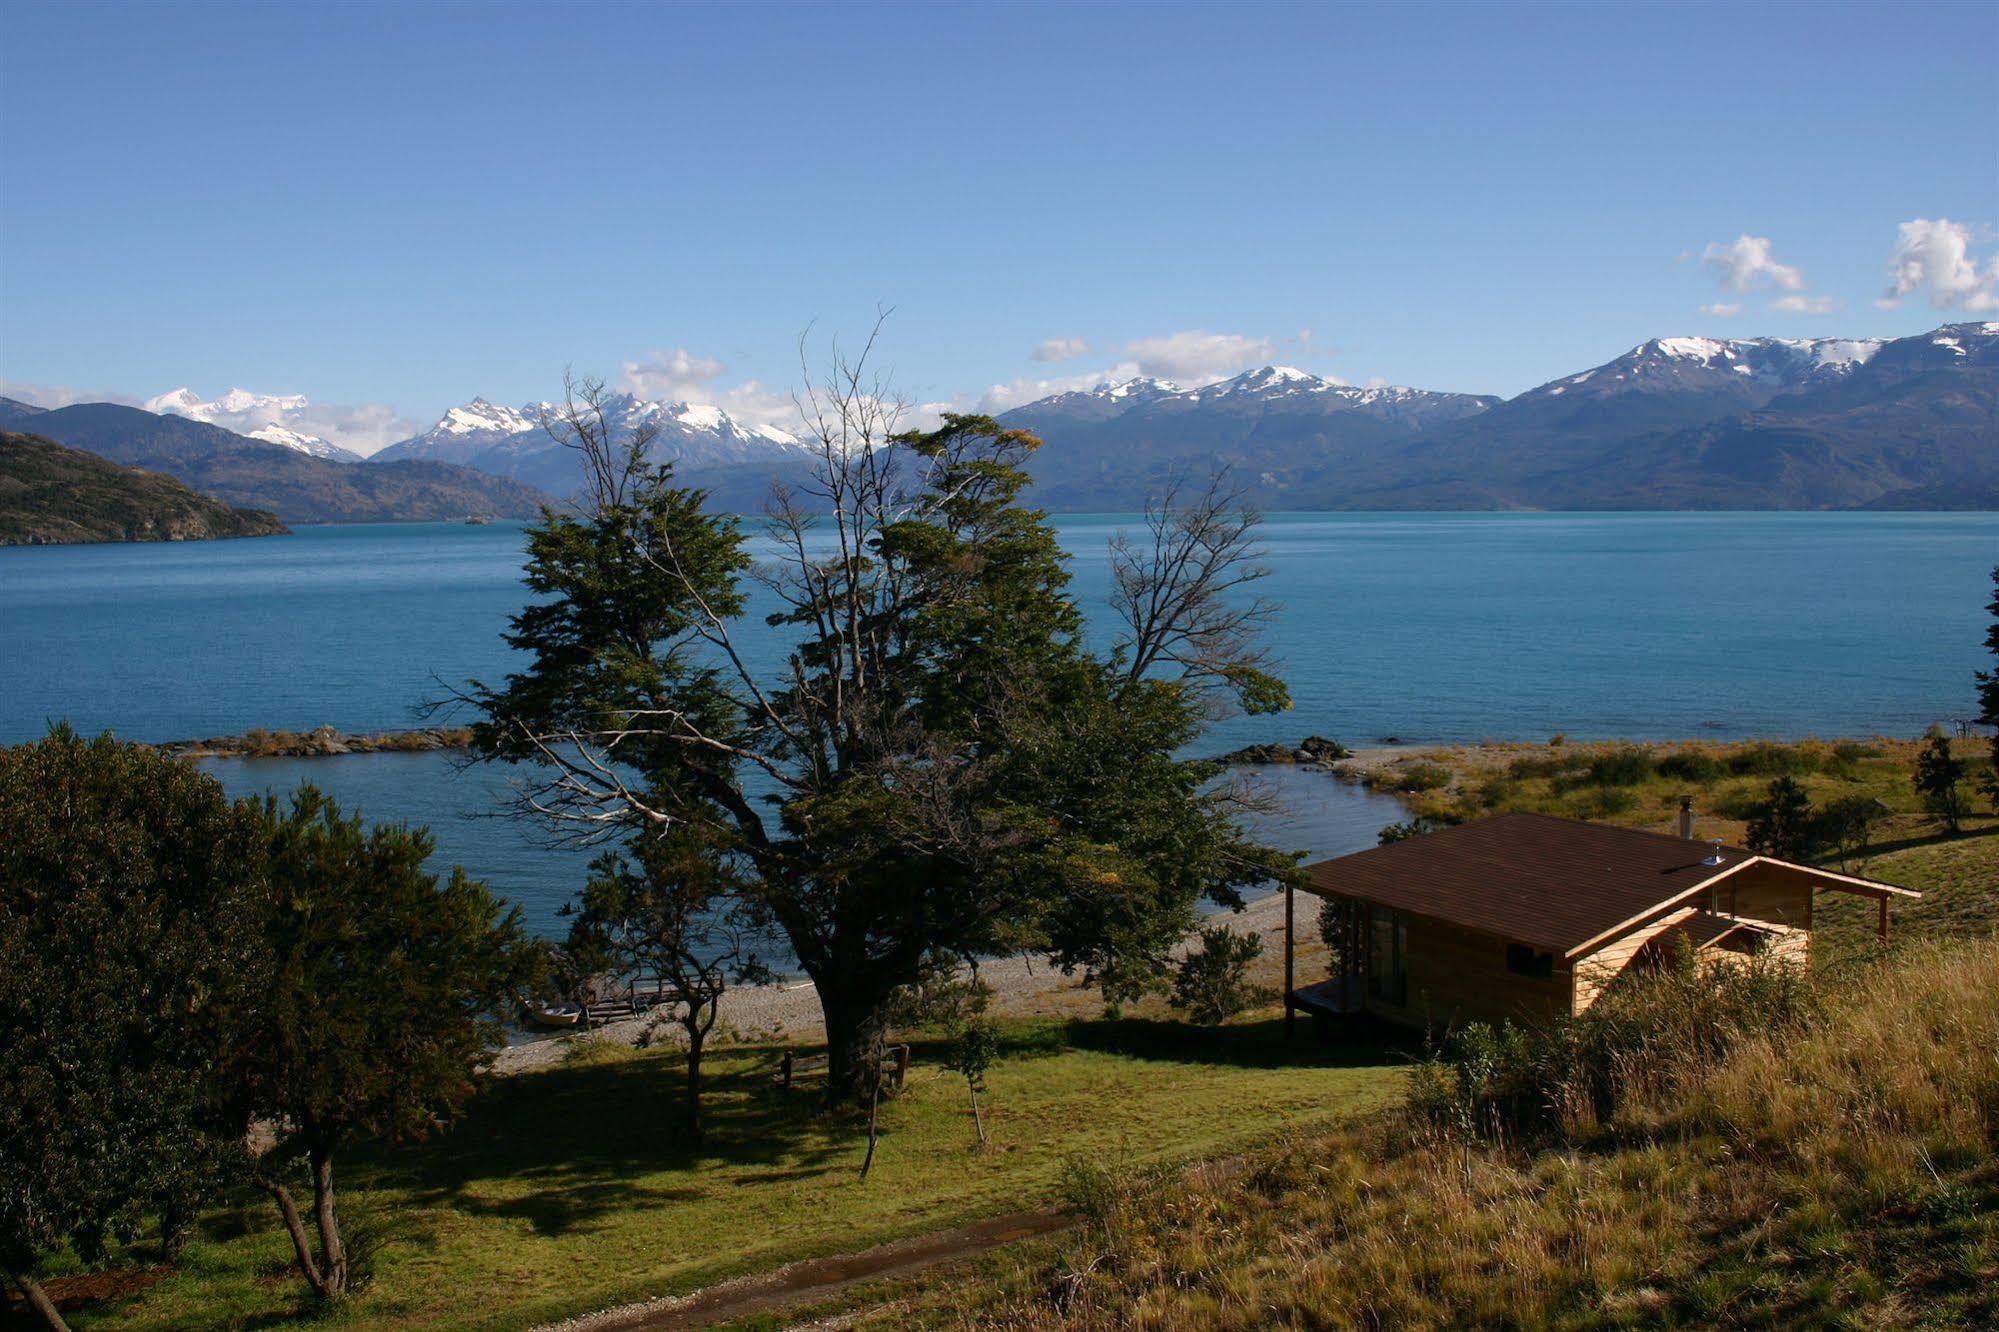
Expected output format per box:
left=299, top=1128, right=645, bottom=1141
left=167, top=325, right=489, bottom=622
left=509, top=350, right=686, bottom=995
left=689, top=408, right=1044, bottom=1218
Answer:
left=1678, top=797, right=1694, bottom=840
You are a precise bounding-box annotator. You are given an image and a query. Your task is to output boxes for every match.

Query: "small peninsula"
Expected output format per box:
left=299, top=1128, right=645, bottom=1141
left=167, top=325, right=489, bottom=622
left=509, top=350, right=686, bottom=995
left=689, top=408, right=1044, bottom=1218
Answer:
left=0, top=431, right=289, bottom=546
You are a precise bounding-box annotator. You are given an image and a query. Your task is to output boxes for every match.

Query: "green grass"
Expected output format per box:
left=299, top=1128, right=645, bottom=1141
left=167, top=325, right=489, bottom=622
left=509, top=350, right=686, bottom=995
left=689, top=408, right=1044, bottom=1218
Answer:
left=1359, top=736, right=1992, bottom=849
left=61, top=1018, right=1406, bottom=1330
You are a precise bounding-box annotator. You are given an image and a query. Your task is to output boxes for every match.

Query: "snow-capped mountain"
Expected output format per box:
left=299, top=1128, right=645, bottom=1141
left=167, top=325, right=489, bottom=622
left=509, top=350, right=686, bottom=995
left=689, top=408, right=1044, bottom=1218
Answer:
left=1521, top=335, right=1887, bottom=407
left=990, top=325, right=1994, bottom=511
left=143, top=387, right=361, bottom=462
left=998, top=365, right=1500, bottom=509
left=371, top=393, right=805, bottom=499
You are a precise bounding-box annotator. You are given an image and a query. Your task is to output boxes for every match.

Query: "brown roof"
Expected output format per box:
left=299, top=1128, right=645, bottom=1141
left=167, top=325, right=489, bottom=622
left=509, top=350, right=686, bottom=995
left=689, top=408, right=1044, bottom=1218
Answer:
left=1302, top=813, right=1746, bottom=956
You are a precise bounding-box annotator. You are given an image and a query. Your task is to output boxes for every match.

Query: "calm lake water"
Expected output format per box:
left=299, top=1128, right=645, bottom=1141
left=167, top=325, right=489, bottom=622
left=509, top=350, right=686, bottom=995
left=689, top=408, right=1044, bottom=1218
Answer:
left=3, top=512, right=1992, bottom=935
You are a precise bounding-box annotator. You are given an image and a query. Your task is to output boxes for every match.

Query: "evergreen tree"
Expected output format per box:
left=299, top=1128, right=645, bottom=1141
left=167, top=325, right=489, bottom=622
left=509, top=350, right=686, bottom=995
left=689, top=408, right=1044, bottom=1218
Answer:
left=1745, top=776, right=1815, bottom=860
left=0, top=728, right=261, bottom=1331
left=1170, top=924, right=1269, bottom=1026
left=1913, top=727, right=1970, bottom=834
left=221, top=788, right=538, bottom=1300
left=472, top=360, right=1292, bottom=1105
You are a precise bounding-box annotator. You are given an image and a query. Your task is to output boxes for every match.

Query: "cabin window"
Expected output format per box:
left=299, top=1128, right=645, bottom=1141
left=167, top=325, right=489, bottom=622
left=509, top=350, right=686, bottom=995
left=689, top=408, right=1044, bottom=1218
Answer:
left=1506, top=943, right=1555, bottom=979
left=1367, top=905, right=1407, bottom=1004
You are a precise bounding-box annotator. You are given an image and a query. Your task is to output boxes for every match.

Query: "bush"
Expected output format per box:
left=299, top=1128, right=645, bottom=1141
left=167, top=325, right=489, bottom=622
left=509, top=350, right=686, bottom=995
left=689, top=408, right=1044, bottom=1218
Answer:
left=1584, top=746, right=1657, bottom=788
left=1395, top=761, right=1453, bottom=793
left=1378, top=817, right=1441, bottom=845
left=1508, top=753, right=1583, bottom=781
left=1170, top=925, right=1268, bottom=1026
left=1727, top=742, right=1818, bottom=777
left=1411, top=945, right=1819, bottom=1146
left=1657, top=748, right=1726, bottom=783
left=1577, top=787, right=1636, bottom=818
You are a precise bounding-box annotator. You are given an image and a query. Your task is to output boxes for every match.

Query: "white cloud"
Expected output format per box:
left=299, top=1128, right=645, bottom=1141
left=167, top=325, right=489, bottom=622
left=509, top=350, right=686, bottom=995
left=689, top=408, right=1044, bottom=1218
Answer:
left=5, top=380, right=416, bottom=456
left=1701, top=234, right=1806, bottom=293
left=619, top=347, right=728, bottom=399
left=1122, top=330, right=1276, bottom=381
left=1699, top=302, right=1744, bottom=318
left=1031, top=337, right=1091, bottom=363
left=1877, top=218, right=1999, bottom=314
left=139, top=387, right=418, bottom=457
left=1770, top=294, right=1839, bottom=315
left=616, top=346, right=811, bottom=434
left=974, top=362, right=1145, bottom=414
left=0, top=379, right=142, bottom=410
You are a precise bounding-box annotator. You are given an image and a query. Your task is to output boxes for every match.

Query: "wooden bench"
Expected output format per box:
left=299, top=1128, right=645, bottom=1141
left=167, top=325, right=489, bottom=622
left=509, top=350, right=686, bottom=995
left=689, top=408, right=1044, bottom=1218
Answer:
left=776, top=1044, right=911, bottom=1093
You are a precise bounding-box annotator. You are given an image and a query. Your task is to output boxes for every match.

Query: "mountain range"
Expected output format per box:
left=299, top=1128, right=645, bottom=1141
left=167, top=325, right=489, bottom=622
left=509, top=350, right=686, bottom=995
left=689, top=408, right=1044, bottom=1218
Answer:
left=0, top=399, right=552, bottom=523
left=997, top=324, right=1997, bottom=511
left=6, top=322, right=1993, bottom=520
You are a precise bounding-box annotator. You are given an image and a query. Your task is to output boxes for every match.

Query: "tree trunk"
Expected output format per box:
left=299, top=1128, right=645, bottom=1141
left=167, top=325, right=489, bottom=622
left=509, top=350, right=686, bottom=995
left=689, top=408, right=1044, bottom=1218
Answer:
left=858, top=1063, right=883, bottom=1180
left=684, top=1027, right=705, bottom=1141
left=968, top=1080, right=987, bottom=1148
left=257, top=1173, right=328, bottom=1299
left=8, top=1271, right=69, bottom=1332
left=818, top=979, right=887, bottom=1109
left=309, top=1144, right=348, bottom=1297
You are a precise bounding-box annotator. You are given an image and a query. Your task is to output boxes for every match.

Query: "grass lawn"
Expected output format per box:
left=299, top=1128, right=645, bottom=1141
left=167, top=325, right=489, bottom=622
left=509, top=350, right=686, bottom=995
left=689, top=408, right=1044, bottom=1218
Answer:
left=55, top=1017, right=1408, bottom=1330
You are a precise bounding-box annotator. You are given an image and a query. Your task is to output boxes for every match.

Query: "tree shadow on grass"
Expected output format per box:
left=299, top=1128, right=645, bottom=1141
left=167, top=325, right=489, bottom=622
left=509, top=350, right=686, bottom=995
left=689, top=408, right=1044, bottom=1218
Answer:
left=1062, top=1013, right=1418, bottom=1070
left=349, top=1046, right=857, bottom=1236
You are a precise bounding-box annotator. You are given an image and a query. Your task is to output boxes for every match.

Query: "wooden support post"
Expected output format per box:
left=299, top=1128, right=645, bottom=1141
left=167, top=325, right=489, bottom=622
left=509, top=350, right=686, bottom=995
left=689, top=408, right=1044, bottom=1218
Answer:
left=1878, top=894, right=1889, bottom=945
left=1284, top=881, right=1296, bottom=1039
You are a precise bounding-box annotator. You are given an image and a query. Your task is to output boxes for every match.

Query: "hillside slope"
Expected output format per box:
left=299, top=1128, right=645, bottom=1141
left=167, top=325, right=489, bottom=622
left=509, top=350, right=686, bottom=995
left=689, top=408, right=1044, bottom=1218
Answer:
left=0, top=432, right=288, bottom=545
left=1, top=402, right=554, bottom=522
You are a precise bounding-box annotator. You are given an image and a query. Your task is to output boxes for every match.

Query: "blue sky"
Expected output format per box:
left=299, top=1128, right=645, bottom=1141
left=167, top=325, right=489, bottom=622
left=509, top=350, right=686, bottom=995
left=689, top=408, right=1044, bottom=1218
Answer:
left=2, top=0, right=1994, bottom=452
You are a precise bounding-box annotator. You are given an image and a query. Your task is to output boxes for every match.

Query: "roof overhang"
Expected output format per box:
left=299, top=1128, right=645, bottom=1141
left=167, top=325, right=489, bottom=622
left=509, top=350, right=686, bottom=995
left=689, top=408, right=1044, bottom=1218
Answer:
left=1561, top=854, right=1919, bottom=960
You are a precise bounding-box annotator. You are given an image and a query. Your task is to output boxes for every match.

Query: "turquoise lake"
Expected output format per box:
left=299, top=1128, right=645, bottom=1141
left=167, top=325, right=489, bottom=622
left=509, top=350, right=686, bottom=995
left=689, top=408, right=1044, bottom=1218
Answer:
left=3, top=512, right=1993, bottom=935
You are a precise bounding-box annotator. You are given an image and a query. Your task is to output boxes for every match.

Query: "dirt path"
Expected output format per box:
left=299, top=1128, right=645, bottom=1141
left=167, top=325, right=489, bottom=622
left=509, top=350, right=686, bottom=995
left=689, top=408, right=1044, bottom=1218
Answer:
left=539, top=1209, right=1074, bottom=1331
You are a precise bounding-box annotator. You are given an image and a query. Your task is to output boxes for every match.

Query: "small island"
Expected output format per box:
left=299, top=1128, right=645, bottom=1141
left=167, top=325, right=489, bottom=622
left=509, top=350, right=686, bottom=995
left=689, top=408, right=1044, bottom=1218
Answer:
left=0, top=431, right=288, bottom=546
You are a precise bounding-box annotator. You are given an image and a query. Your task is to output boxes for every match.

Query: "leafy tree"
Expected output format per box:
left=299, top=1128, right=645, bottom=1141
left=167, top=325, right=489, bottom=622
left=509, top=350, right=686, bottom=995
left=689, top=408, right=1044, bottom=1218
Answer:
left=472, top=352, right=1292, bottom=1105
left=1378, top=816, right=1440, bottom=845
left=1913, top=726, right=1970, bottom=834
left=1978, top=566, right=1999, bottom=806
left=942, top=1018, right=1001, bottom=1148
left=0, top=728, right=261, bottom=1331
left=221, top=788, right=538, bottom=1300
left=1809, top=794, right=1882, bottom=870
left=1745, top=776, right=1816, bottom=860
left=567, top=824, right=770, bottom=1139
left=1170, top=924, right=1268, bottom=1026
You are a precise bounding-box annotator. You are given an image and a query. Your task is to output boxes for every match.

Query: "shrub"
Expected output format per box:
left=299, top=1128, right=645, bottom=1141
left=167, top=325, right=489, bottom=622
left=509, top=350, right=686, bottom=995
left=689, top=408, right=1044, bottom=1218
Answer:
left=1584, top=746, right=1656, bottom=788
left=1412, top=945, right=1819, bottom=1145
left=1745, top=776, right=1816, bottom=860
left=1657, top=748, right=1726, bottom=783
left=1578, top=787, right=1636, bottom=818
left=1378, top=817, right=1440, bottom=845
left=1395, top=761, right=1453, bottom=793
left=1727, top=742, right=1817, bottom=777
left=1170, top=925, right=1269, bottom=1026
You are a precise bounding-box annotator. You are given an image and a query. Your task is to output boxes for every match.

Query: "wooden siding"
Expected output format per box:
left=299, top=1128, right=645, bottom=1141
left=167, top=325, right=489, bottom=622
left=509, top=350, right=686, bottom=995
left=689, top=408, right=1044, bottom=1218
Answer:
left=1364, top=912, right=1574, bottom=1030
left=1573, top=906, right=1701, bottom=1015
left=1572, top=867, right=1818, bottom=1015
left=1709, top=864, right=1815, bottom=931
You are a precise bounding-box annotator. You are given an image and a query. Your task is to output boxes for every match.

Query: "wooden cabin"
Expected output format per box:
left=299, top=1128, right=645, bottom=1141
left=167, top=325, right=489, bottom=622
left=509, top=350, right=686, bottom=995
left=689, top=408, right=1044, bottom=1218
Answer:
left=1283, top=812, right=1916, bottom=1034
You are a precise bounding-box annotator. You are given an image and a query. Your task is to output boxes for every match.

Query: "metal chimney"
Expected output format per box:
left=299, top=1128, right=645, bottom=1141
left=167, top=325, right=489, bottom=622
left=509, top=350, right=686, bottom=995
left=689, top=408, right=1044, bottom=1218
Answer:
left=1677, top=797, right=1694, bottom=840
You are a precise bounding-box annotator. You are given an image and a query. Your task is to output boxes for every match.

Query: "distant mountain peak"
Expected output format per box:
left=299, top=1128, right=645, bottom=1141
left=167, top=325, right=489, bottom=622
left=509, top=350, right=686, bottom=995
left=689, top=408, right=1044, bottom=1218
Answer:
left=143, top=386, right=357, bottom=461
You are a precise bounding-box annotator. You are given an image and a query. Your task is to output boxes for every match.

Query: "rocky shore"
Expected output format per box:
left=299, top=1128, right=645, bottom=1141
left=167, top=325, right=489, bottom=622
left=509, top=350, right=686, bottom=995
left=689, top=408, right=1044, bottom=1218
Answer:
left=159, top=723, right=473, bottom=759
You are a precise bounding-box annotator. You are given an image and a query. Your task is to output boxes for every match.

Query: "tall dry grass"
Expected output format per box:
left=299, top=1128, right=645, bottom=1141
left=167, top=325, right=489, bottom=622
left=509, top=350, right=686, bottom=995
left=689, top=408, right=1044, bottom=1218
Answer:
left=956, top=939, right=1999, bottom=1329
